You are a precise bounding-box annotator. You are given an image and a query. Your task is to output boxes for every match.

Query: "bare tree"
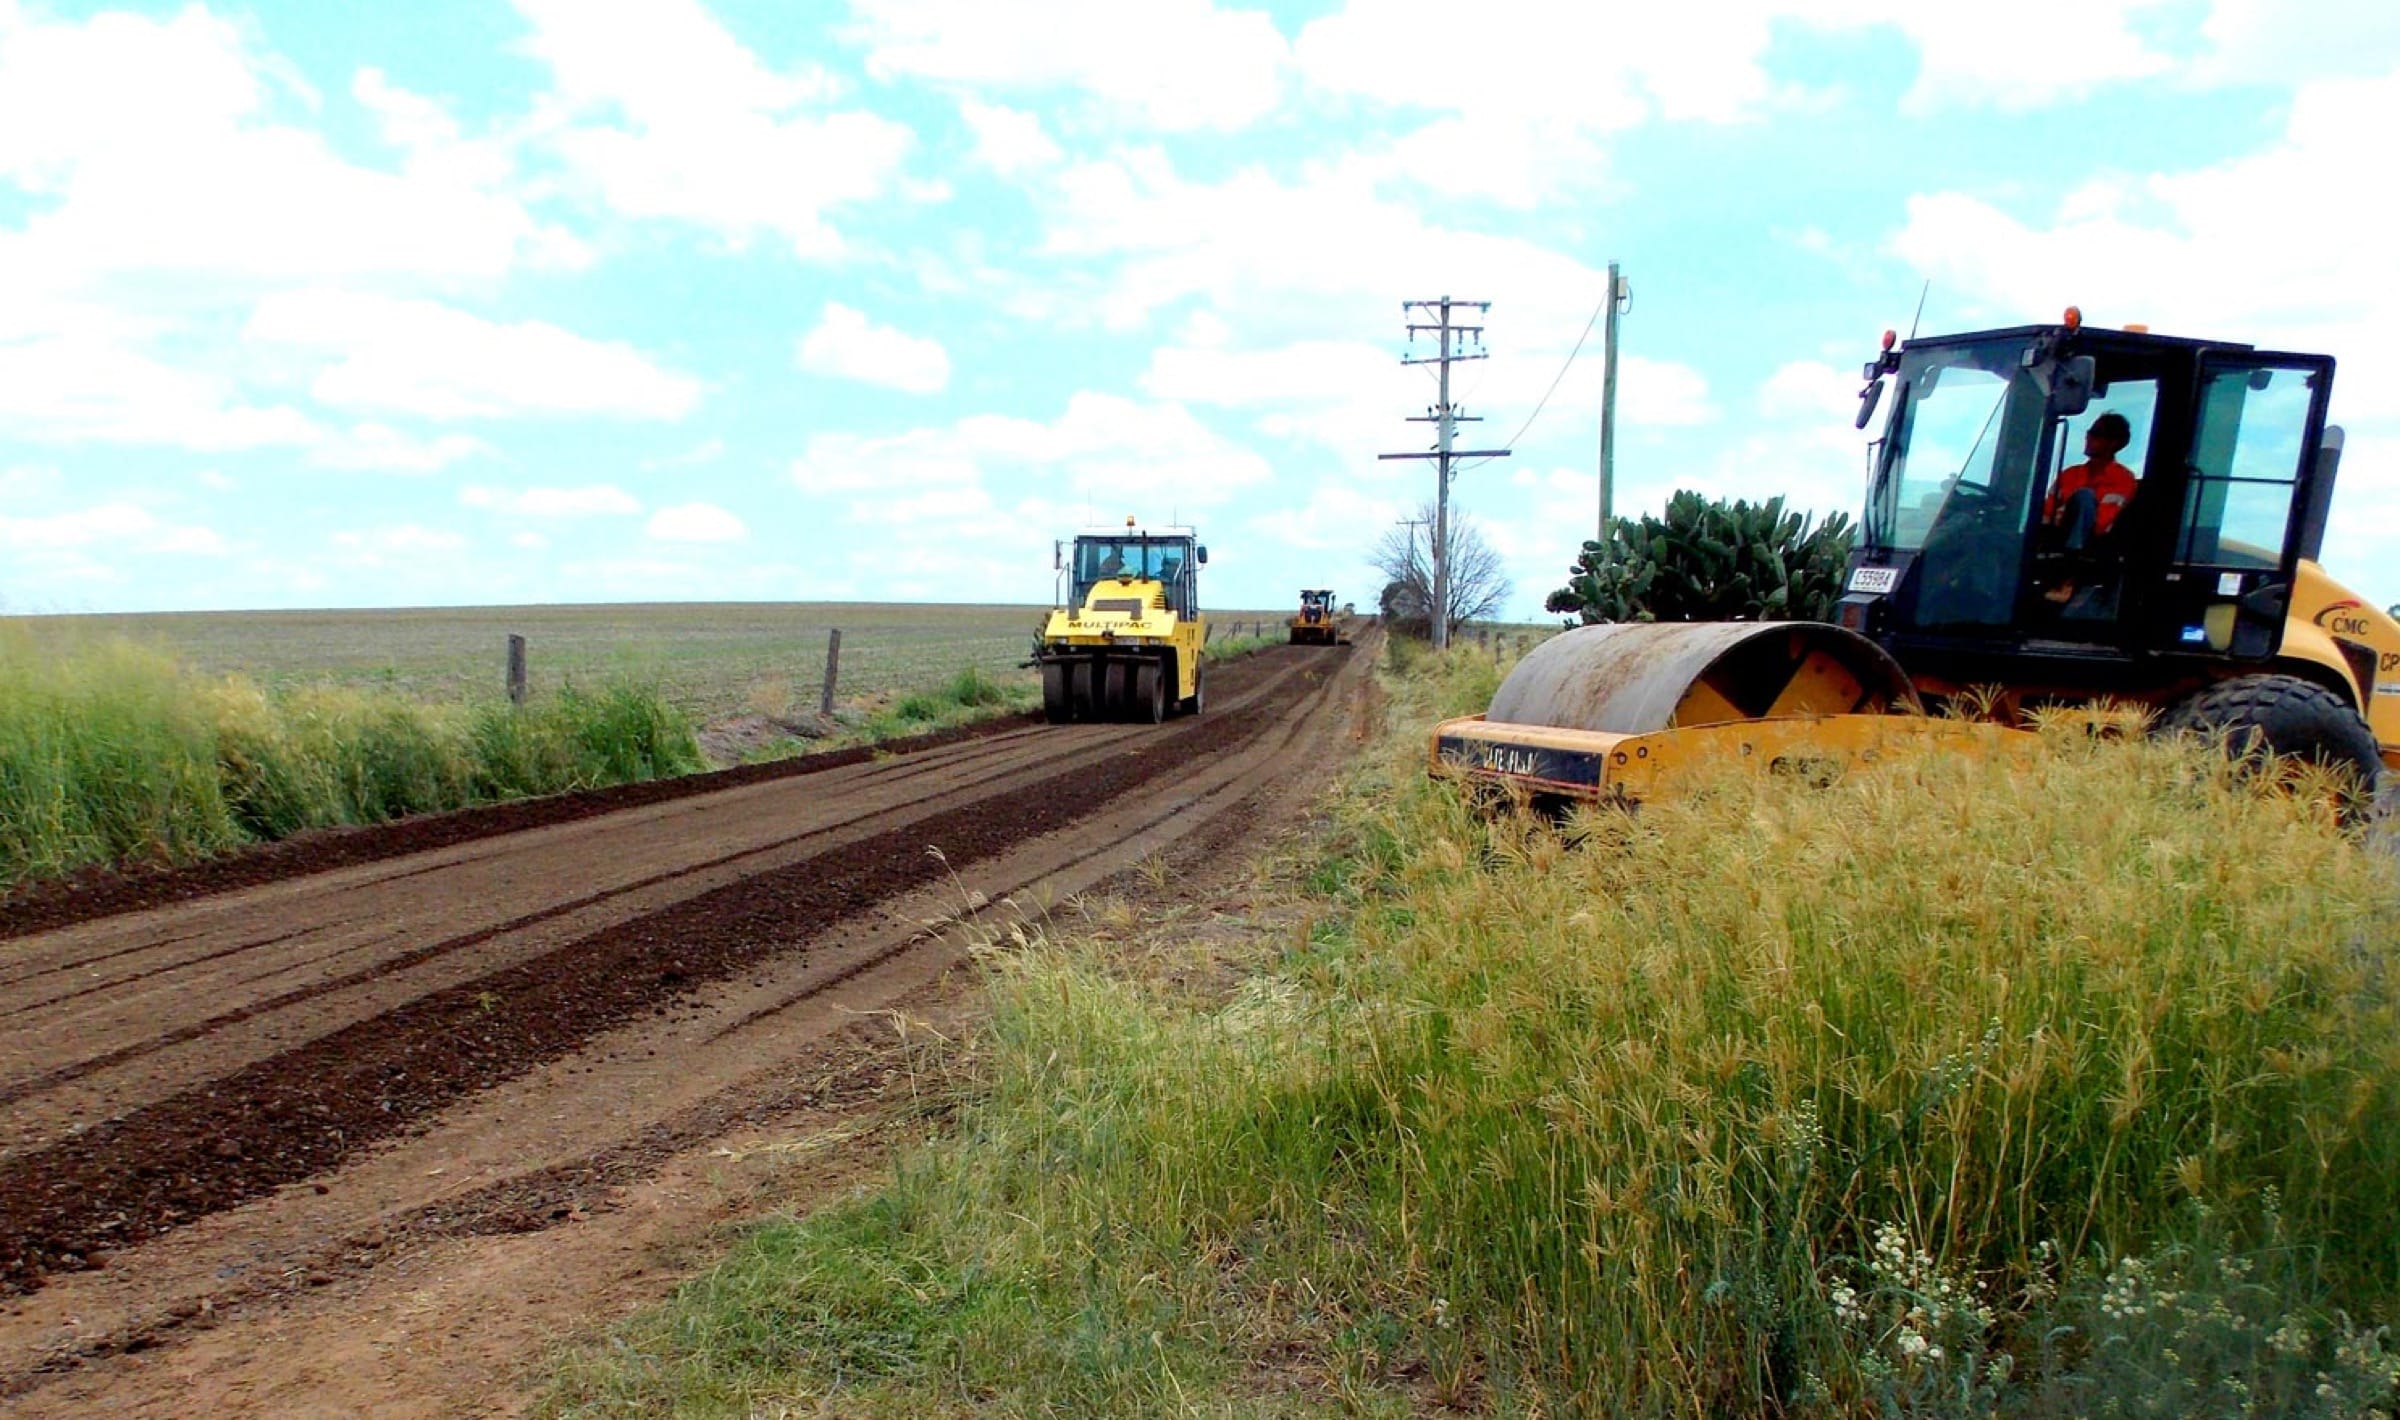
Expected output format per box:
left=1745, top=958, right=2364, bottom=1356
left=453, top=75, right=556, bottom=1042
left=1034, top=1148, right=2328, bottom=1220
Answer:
left=1371, top=500, right=1512, bottom=640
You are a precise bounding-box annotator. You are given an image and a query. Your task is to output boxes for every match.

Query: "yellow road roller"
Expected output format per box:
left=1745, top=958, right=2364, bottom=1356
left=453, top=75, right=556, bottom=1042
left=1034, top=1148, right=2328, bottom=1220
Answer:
left=1036, top=518, right=1209, bottom=724
left=1435, top=312, right=2400, bottom=805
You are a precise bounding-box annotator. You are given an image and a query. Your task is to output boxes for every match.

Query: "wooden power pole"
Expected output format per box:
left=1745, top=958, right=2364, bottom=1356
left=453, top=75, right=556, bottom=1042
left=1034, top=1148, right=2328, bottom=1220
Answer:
left=1597, top=261, right=1630, bottom=541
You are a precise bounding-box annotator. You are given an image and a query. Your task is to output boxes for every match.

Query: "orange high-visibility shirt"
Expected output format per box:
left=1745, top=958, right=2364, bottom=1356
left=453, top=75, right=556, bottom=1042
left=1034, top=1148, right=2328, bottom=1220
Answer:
left=2045, top=459, right=2139, bottom=535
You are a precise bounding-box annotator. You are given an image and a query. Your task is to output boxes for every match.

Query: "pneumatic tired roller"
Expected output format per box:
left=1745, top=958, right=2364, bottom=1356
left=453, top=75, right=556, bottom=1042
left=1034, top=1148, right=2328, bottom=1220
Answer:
left=1035, top=518, right=1209, bottom=725
left=1433, top=621, right=2016, bottom=803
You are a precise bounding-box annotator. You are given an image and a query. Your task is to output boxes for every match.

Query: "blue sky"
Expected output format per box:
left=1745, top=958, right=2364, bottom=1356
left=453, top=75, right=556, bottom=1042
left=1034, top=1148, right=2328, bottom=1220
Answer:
left=4, top=0, right=2398, bottom=618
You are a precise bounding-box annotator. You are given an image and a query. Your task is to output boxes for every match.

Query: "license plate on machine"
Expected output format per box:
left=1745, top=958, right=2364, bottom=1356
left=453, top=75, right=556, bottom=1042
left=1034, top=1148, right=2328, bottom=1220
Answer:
left=1434, top=733, right=1604, bottom=791
left=1848, top=566, right=1899, bottom=594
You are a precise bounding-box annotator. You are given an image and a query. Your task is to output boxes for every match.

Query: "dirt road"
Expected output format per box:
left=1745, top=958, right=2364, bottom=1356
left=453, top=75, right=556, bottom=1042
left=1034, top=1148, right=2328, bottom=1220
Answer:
left=0, top=639, right=1378, bottom=1417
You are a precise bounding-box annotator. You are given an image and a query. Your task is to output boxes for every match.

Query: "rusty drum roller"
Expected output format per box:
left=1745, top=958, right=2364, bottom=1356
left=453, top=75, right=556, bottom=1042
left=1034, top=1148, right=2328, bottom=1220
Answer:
left=1432, top=621, right=2018, bottom=805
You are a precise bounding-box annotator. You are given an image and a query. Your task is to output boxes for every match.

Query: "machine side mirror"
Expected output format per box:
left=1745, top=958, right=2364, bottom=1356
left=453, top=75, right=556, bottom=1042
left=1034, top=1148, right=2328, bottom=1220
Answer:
left=1196, top=545, right=1209, bottom=565
left=2049, top=355, right=2096, bottom=417
left=1854, top=379, right=1884, bottom=430
left=1053, top=540, right=1063, bottom=571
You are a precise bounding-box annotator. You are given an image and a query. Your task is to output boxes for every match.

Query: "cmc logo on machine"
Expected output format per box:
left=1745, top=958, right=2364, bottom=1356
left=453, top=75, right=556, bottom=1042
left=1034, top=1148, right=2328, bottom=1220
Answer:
left=2314, top=599, right=2376, bottom=639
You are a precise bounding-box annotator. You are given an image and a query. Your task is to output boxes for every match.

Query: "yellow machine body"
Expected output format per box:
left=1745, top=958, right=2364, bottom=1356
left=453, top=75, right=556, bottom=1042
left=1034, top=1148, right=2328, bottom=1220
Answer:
left=1289, top=588, right=1342, bottom=646
left=2262, top=561, right=2400, bottom=768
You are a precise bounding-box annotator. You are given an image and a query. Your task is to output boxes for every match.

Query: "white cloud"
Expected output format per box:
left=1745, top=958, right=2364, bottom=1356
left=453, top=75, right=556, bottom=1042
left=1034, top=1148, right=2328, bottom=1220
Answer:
left=2189, top=0, right=2400, bottom=85
left=312, top=423, right=491, bottom=473
left=1759, top=360, right=1856, bottom=423
left=1250, top=481, right=1404, bottom=553
left=1616, top=357, right=1714, bottom=428
left=1362, top=113, right=1607, bottom=210
left=1043, top=146, right=1615, bottom=338
left=332, top=524, right=467, bottom=555
left=1892, top=69, right=2400, bottom=425
left=958, top=100, right=1062, bottom=174
left=1, top=465, right=63, bottom=499
left=1295, top=0, right=1780, bottom=132
left=1140, top=332, right=1710, bottom=472
left=514, top=0, right=916, bottom=256
left=0, top=502, right=227, bottom=556
left=852, top=0, right=1289, bottom=131
left=1825, top=1, right=2179, bottom=113
left=0, top=330, right=322, bottom=450
left=1142, top=338, right=1400, bottom=453
left=511, top=531, right=550, bottom=550
left=797, top=302, right=951, bottom=394
left=197, top=469, right=237, bottom=491
left=0, top=331, right=489, bottom=469
left=642, top=437, right=725, bottom=470
left=0, top=6, right=585, bottom=466
left=462, top=484, right=644, bottom=517
left=245, top=289, right=703, bottom=421
left=645, top=501, right=748, bottom=542
left=0, top=7, right=579, bottom=293
left=793, top=392, right=1271, bottom=506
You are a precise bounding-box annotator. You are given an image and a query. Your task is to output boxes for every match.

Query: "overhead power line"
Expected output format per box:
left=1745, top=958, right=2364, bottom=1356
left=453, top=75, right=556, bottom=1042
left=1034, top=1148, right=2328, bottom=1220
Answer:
left=1455, top=288, right=1608, bottom=477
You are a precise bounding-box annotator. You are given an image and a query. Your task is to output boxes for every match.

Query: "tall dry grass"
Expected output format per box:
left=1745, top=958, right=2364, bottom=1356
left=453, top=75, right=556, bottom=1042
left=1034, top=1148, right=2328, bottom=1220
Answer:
left=544, top=647, right=2400, bottom=1419
left=2, top=627, right=703, bottom=888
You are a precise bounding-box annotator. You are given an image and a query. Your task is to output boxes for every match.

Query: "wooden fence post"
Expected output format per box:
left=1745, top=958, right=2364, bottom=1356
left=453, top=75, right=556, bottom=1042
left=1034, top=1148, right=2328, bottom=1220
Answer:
left=506, top=634, right=527, bottom=706
left=819, top=628, right=843, bottom=717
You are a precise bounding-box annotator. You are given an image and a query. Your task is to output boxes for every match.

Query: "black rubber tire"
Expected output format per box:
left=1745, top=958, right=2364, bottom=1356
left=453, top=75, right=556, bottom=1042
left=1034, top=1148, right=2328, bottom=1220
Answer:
left=1041, top=662, right=1071, bottom=724
left=1102, top=662, right=1131, bottom=721
left=1136, top=663, right=1167, bottom=724
left=1179, top=664, right=1204, bottom=717
left=1069, top=662, right=1097, bottom=721
left=2160, top=673, right=2382, bottom=802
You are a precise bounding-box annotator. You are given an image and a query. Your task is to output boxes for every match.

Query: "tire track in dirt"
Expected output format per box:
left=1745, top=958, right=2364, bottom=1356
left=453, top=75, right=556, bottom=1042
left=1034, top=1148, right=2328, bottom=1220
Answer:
left=0, top=656, right=1334, bottom=1292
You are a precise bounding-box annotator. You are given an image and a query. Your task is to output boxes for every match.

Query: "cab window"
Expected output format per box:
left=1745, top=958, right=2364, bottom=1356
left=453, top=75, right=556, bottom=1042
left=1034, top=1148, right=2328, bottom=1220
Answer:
left=2179, top=365, right=2317, bottom=569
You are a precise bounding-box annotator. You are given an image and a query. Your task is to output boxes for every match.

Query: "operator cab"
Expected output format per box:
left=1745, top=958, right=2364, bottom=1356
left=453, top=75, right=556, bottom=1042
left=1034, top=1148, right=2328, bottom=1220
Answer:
left=1844, top=313, right=2341, bottom=687
left=1066, top=528, right=1206, bottom=618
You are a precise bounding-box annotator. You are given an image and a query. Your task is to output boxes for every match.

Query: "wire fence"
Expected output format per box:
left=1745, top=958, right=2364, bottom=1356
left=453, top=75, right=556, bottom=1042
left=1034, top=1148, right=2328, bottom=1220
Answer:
left=14, top=603, right=1303, bottom=725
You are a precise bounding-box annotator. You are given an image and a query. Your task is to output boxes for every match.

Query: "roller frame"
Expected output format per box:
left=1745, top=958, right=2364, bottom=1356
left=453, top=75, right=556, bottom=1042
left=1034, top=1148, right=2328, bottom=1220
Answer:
left=1430, top=712, right=2028, bottom=804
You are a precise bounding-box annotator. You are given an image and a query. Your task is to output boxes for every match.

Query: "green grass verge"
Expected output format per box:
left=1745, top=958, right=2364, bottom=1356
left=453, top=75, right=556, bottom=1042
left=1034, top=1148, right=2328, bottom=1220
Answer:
left=859, top=666, right=1041, bottom=744
left=1, top=626, right=704, bottom=889
left=543, top=646, right=2400, bottom=1418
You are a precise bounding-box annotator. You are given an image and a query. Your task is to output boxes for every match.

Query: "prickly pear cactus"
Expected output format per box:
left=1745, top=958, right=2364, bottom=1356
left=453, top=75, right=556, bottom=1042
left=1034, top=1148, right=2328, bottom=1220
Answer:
left=1544, top=490, right=1853, bottom=624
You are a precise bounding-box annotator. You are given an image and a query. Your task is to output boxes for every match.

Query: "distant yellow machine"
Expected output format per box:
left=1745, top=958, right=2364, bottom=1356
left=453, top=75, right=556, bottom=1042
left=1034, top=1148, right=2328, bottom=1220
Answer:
left=1435, top=313, right=2399, bottom=805
left=1289, top=589, right=1343, bottom=645
left=1035, top=519, right=1209, bottom=723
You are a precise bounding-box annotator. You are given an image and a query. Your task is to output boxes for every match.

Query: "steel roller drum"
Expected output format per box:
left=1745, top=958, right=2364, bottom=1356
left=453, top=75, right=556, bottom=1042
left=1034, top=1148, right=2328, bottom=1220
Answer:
left=1486, top=621, right=1921, bottom=735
